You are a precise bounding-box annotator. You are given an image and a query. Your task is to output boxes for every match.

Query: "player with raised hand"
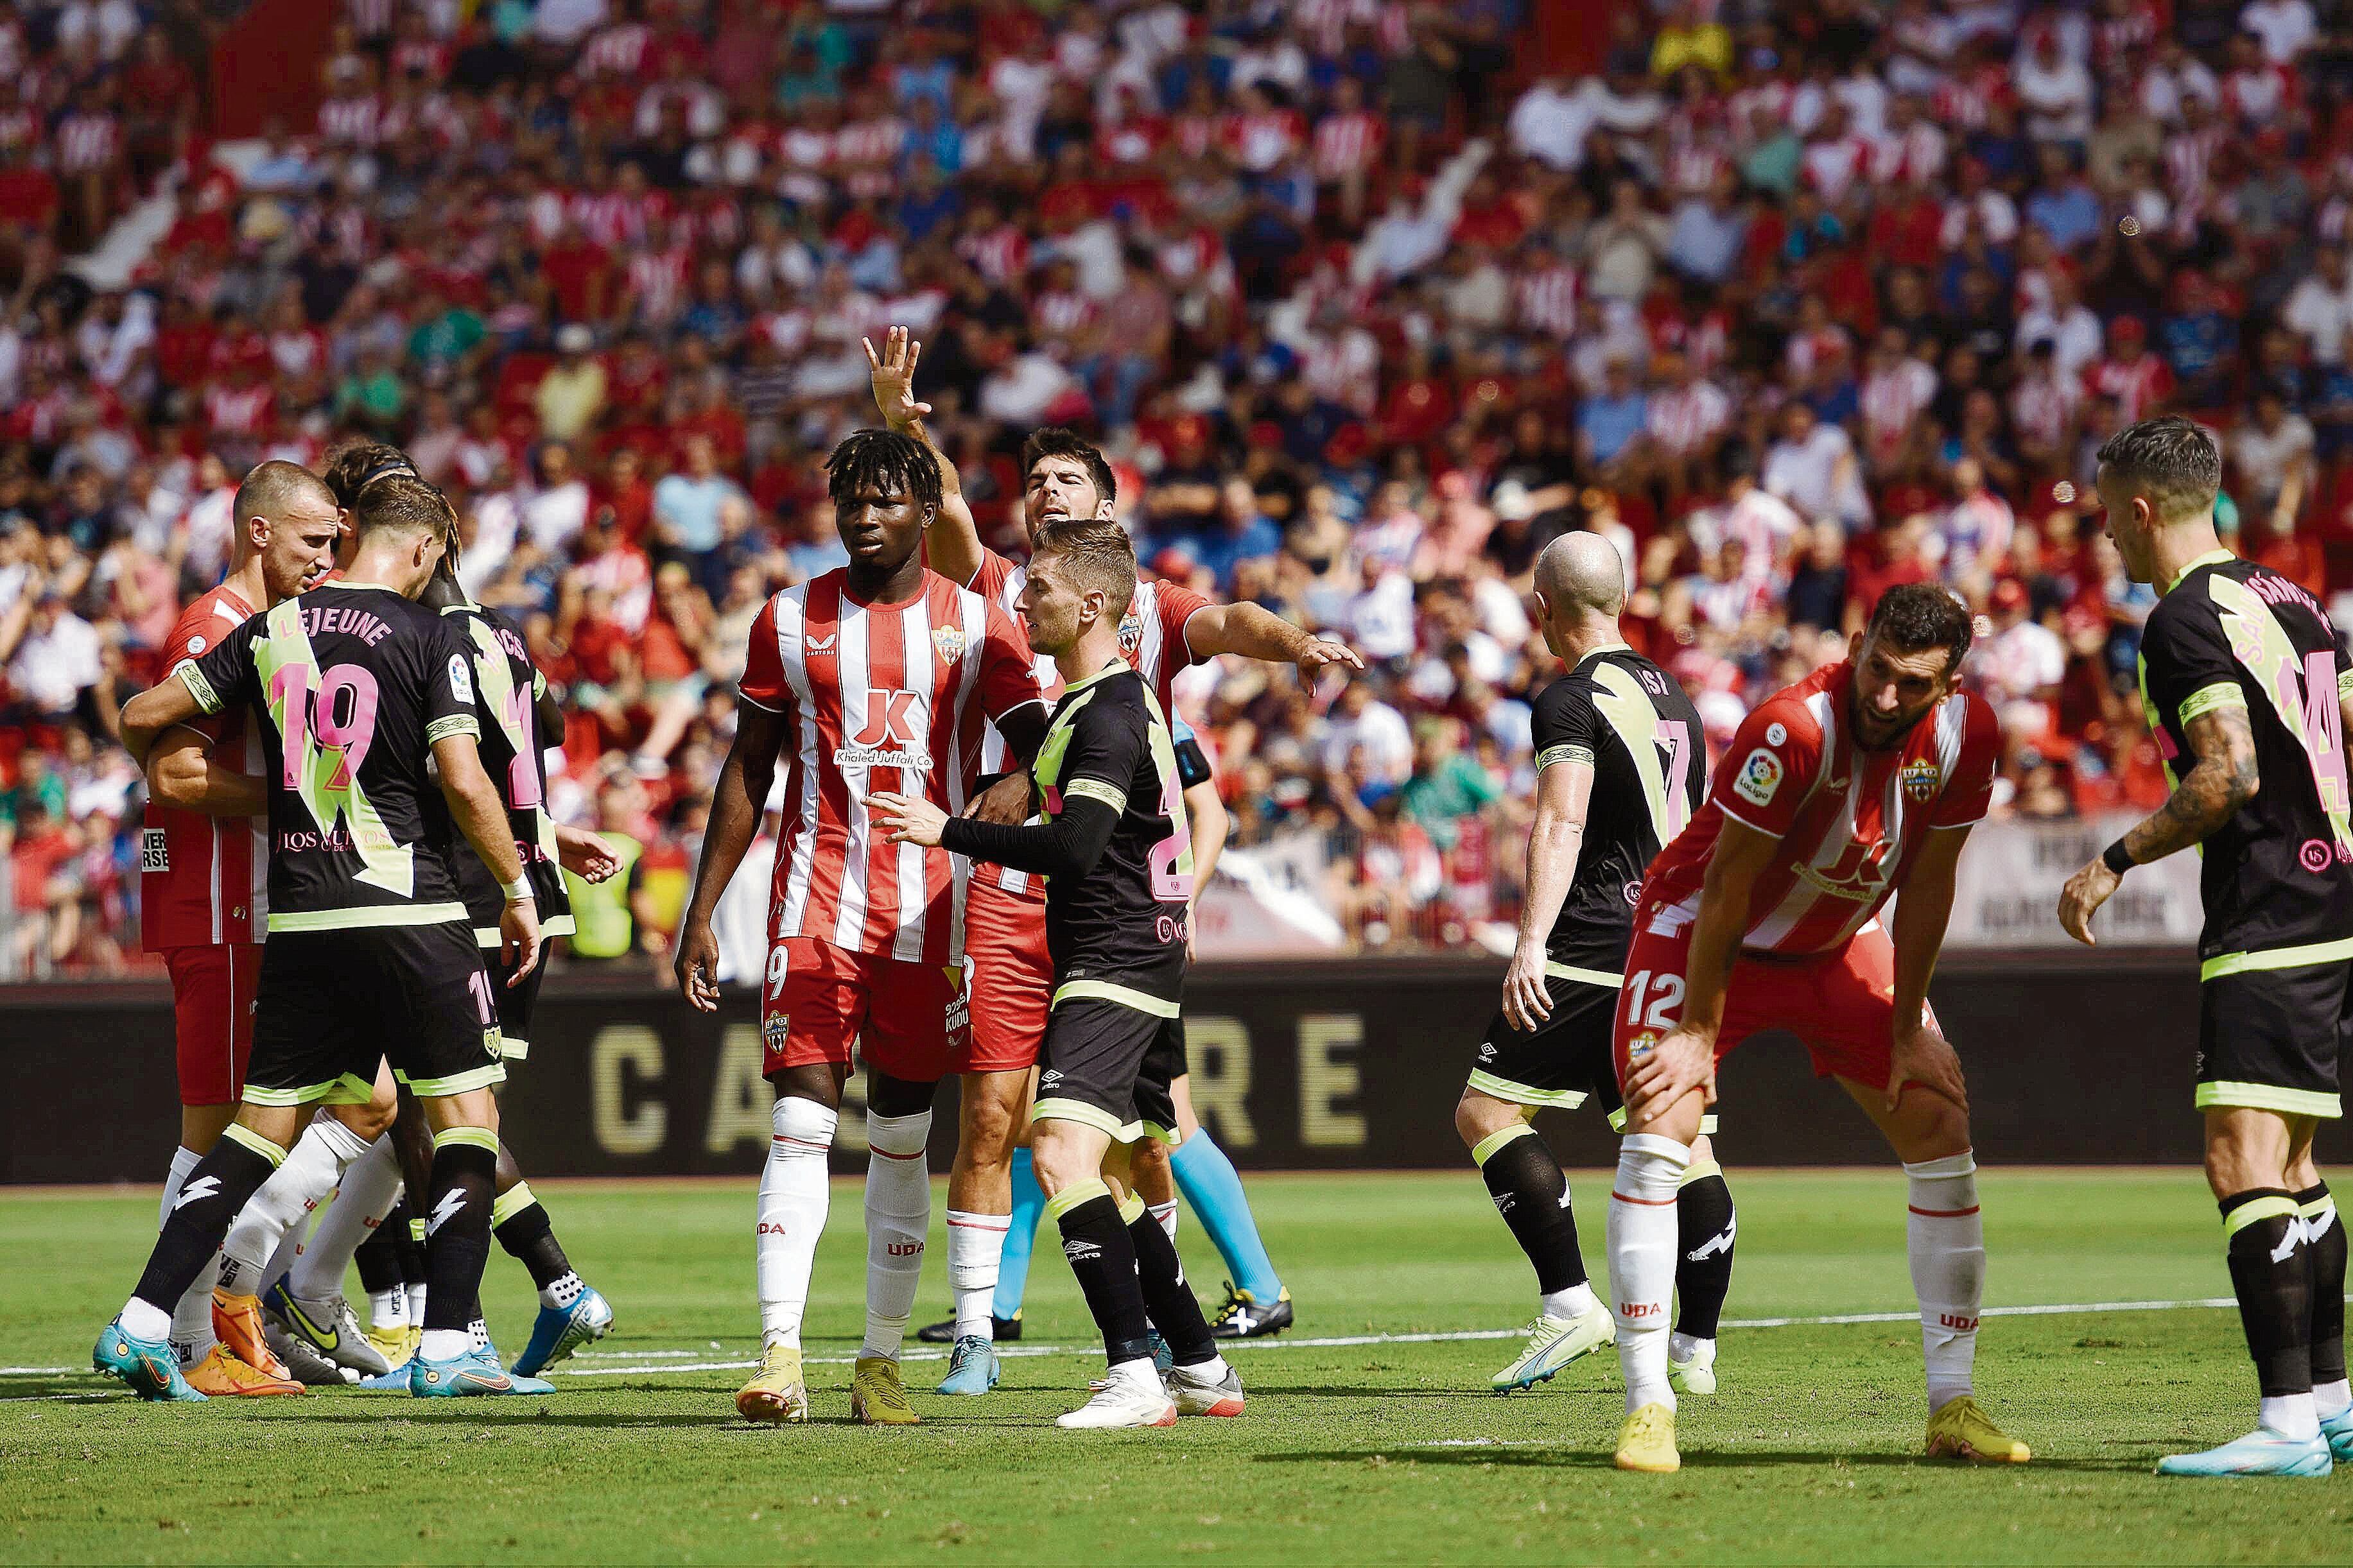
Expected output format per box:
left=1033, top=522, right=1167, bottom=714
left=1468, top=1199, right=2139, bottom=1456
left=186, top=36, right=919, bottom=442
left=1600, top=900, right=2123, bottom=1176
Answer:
left=98, top=474, right=546, bottom=1401
left=671, top=429, right=1047, bottom=1427
left=867, top=328, right=1355, bottom=1390
left=872, top=519, right=1242, bottom=1430
left=1605, top=583, right=2028, bottom=1474
left=138, top=460, right=367, bottom=1397
left=2060, top=418, right=2353, bottom=1479
left=1457, top=533, right=1735, bottom=1398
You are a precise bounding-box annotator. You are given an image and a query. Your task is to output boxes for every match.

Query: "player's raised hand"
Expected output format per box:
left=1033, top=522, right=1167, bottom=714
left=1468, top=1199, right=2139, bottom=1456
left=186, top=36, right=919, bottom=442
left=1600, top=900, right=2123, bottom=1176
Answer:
left=864, top=327, right=931, bottom=430
left=964, top=770, right=1032, bottom=825
left=1500, top=942, right=1552, bottom=1033
left=499, top=897, right=541, bottom=985
left=870, top=789, right=949, bottom=847
left=1296, top=635, right=1364, bottom=680
left=556, top=824, right=622, bottom=884
left=1886, top=1019, right=1970, bottom=1114
left=2056, top=856, right=2119, bottom=947
left=1623, top=1023, right=1715, bottom=1117
left=673, top=917, right=724, bottom=1013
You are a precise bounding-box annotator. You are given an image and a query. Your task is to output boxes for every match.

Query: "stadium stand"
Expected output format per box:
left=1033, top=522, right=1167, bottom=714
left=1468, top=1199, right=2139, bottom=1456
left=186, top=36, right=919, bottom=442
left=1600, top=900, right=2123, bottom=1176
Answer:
left=0, top=0, right=2345, bottom=974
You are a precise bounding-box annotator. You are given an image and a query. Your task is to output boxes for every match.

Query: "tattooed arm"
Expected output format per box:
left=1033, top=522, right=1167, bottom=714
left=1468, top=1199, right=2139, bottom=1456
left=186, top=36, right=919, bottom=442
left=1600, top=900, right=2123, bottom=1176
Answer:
left=2058, top=703, right=2259, bottom=945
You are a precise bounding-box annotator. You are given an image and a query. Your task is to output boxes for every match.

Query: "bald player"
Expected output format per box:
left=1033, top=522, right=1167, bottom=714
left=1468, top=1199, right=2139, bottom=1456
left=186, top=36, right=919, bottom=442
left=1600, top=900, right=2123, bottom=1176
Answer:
left=1455, top=535, right=1737, bottom=1399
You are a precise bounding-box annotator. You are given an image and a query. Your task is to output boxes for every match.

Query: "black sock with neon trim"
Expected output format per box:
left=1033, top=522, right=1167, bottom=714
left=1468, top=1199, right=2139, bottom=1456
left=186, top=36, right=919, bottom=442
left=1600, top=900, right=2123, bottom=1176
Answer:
left=422, top=1133, right=499, bottom=1335
left=132, top=1127, right=284, bottom=1316
left=1127, top=1202, right=1217, bottom=1368
left=1675, top=1167, right=1737, bottom=1340
left=492, top=1183, right=572, bottom=1291
left=2222, top=1187, right=2313, bottom=1398
left=1052, top=1185, right=1153, bottom=1366
left=1475, top=1124, right=1586, bottom=1296
left=2298, top=1184, right=2347, bottom=1390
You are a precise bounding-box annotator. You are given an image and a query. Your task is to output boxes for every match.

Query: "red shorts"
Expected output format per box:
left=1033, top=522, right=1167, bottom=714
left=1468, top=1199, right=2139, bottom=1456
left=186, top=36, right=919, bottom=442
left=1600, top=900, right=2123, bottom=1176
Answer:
left=164, top=943, right=263, bottom=1107
left=959, top=880, right=1050, bottom=1074
left=1611, top=904, right=1938, bottom=1092
left=761, top=936, right=967, bottom=1083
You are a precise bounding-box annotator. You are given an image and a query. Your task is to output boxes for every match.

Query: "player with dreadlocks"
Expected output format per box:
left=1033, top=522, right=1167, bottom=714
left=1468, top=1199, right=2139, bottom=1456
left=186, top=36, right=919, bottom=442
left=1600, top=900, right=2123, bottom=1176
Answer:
left=673, top=428, right=1050, bottom=1425
left=259, top=444, right=625, bottom=1383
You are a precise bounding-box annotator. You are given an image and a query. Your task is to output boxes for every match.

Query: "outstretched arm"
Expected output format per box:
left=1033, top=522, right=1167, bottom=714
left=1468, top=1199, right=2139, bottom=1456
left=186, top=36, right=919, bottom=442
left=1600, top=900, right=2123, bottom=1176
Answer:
left=1621, top=816, right=1778, bottom=1119
left=1185, top=599, right=1364, bottom=680
left=119, top=671, right=210, bottom=768
left=867, top=327, right=985, bottom=587
left=873, top=789, right=1122, bottom=882
left=2058, top=703, right=2259, bottom=944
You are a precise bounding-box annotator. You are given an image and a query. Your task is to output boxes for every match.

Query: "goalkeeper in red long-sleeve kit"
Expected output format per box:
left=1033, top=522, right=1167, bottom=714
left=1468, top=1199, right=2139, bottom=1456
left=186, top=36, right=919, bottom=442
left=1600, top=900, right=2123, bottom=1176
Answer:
left=872, top=519, right=1243, bottom=1431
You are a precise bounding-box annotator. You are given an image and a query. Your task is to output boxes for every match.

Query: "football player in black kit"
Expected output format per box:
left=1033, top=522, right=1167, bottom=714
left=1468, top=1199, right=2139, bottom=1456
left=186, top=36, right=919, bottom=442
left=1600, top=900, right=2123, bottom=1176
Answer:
left=2064, top=417, right=2353, bottom=1478
left=871, top=519, right=1243, bottom=1431
left=1456, top=533, right=1735, bottom=1399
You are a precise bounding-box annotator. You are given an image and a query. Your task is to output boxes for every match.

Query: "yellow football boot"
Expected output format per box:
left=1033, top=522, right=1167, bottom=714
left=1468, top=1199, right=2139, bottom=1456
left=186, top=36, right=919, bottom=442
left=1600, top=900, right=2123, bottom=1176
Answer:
left=1615, top=1401, right=1681, bottom=1473
left=850, top=1355, right=921, bottom=1426
left=182, top=1343, right=302, bottom=1397
left=1925, top=1397, right=2031, bottom=1463
left=736, top=1342, right=809, bottom=1424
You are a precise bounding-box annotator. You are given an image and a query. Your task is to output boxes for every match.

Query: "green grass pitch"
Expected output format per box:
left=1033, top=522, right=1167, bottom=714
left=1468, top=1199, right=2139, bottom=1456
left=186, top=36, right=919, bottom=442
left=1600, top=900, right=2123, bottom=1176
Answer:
left=7, top=1167, right=2353, bottom=1564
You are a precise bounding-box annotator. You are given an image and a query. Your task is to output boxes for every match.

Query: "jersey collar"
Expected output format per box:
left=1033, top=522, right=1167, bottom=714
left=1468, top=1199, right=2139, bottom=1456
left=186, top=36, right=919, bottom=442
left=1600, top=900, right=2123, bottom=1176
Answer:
left=2162, top=549, right=2236, bottom=596
left=331, top=580, right=404, bottom=594
left=1063, top=658, right=1127, bottom=693
left=1572, top=641, right=1630, bottom=672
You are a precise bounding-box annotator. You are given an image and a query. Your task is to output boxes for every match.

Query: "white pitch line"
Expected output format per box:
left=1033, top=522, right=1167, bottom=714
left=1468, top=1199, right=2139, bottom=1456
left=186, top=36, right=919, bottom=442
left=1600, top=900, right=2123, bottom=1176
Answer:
left=549, top=1296, right=2252, bottom=1376
left=0, top=1298, right=2269, bottom=1397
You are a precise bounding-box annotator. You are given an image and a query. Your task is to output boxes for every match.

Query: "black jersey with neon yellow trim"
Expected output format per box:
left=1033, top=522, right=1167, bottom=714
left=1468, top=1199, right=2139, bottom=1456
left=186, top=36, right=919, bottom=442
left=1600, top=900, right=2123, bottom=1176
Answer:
left=2138, top=553, right=2353, bottom=969
left=1029, top=663, right=1190, bottom=1012
left=438, top=600, right=573, bottom=942
left=178, top=582, right=480, bottom=933
left=1529, top=645, right=1707, bottom=978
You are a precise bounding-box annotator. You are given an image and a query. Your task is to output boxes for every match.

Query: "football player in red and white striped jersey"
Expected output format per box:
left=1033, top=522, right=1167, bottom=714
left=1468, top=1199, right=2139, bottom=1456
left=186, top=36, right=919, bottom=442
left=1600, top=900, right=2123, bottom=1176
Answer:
left=673, top=429, right=1048, bottom=1425
left=865, top=329, right=1362, bottom=1382
left=1603, top=585, right=2027, bottom=1473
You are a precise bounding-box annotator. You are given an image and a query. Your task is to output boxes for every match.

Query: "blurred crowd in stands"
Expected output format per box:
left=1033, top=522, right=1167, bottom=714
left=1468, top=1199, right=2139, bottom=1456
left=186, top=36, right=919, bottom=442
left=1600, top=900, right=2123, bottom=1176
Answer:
left=4, top=0, right=2352, bottom=973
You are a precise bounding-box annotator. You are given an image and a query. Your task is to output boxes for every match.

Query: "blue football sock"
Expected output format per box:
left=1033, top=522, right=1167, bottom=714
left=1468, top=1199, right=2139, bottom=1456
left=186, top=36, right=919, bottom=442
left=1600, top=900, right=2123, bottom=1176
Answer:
left=1170, top=1129, right=1282, bottom=1300
left=993, top=1146, right=1044, bottom=1320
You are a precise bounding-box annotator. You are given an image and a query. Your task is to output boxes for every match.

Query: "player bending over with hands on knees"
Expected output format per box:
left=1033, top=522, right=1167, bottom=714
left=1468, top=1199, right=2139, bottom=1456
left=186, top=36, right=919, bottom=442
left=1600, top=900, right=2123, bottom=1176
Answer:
left=99, top=474, right=546, bottom=1400
left=1606, top=583, right=2027, bottom=1474
left=1459, top=532, right=1736, bottom=1398
left=2061, top=416, right=2353, bottom=1478
left=873, top=519, right=1243, bottom=1430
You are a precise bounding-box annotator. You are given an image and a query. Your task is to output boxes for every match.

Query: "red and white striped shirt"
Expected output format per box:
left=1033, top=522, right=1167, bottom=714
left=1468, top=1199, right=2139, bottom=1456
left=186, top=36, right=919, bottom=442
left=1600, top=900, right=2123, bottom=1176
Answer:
left=141, top=585, right=266, bottom=950
left=580, top=21, right=652, bottom=78
left=317, top=94, right=382, bottom=147
left=964, top=547, right=1211, bottom=898
left=1641, top=661, right=1999, bottom=957
left=204, top=383, right=274, bottom=436
left=738, top=569, right=1045, bottom=965
left=55, top=111, right=119, bottom=175
left=1312, top=110, right=1383, bottom=181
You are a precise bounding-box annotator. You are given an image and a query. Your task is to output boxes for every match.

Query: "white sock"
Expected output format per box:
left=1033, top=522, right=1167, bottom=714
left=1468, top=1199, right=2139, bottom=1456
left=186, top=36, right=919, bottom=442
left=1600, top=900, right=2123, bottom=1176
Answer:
left=159, top=1144, right=220, bottom=1365
left=1669, top=1331, right=1715, bottom=1367
left=159, top=1144, right=202, bottom=1230
left=469, top=1317, right=492, bottom=1354
left=1541, top=1282, right=1599, bottom=1320
left=758, top=1096, right=838, bottom=1351
left=1109, top=1356, right=1162, bottom=1395
left=406, top=1281, right=428, bottom=1328
left=946, top=1209, right=1009, bottom=1341
left=217, top=1114, right=371, bottom=1295
left=2316, top=1379, right=2351, bottom=1419
left=289, top=1133, right=403, bottom=1302
left=369, top=1287, right=407, bottom=1331
left=860, top=1110, right=932, bottom=1361
left=259, top=1207, right=311, bottom=1295
left=2263, top=1391, right=2321, bottom=1441
left=541, top=1271, right=586, bottom=1311
left=1149, top=1200, right=1179, bottom=1241
left=1181, top=1351, right=1232, bottom=1383
left=121, top=1296, right=173, bottom=1341
left=419, top=1327, right=470, bottom=1361
left=1609, top=1133, right=1689, bottom=1415
left=1904, top=1151, right=1985, bottom=1414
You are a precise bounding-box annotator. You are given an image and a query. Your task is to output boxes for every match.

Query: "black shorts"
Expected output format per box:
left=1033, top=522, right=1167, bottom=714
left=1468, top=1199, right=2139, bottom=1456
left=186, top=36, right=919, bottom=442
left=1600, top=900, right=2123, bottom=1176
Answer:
left=2195, top=957, right=2350, bottom=1120
left=245, top=921, right=505, bottom=1107
left=485, top=940, right=549, bottom=1062
left=1033, top=997, right=1184, bottom=1145
left=1470, top=970, right=1717, bottom=1136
